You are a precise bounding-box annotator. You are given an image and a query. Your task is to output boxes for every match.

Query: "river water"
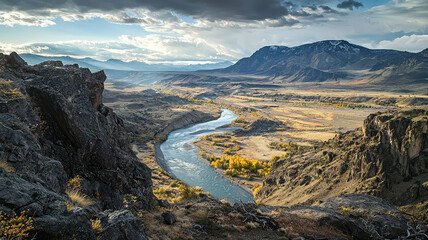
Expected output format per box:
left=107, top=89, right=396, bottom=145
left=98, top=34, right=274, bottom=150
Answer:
left=160, top=109, right=254, bottom=203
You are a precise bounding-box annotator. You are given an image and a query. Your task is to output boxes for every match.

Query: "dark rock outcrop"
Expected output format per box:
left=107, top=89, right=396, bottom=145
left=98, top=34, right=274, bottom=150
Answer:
left=162, top=211, right=177, bottom=225
left=0, top=52, right=153, bottom=239
left=294, top=194, right=413, bottom=239
left=98, top=210, right=148, bottom=240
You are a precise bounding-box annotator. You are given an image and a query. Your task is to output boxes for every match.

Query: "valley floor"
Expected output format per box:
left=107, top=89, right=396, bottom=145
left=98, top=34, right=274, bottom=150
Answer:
left=103, top=83, right=428, bottom=239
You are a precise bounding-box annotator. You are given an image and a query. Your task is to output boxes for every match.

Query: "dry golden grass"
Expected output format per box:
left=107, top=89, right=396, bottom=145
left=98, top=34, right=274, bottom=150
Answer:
left=65, top=189, right=95, bottom=206
left=138, top=210, right=194, bottom=240
left=0, top=80, right=23, bottom=99
left=188, top=209, right=208, bottom=220
left=0, top=161, right=15, bottom=173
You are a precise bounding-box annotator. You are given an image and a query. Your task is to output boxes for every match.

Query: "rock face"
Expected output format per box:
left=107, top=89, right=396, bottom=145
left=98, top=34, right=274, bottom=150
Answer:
left=0, top=52, right=153, bottom=239
left=362, top=109, right=428, bottom=179
left=259, top=108, right=428, bottom=207
left=98, top=210, right=148, bottom=240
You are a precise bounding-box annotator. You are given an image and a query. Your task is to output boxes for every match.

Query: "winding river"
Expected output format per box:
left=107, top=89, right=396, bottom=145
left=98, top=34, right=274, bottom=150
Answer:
left=160, top=109, right=254, bottom=203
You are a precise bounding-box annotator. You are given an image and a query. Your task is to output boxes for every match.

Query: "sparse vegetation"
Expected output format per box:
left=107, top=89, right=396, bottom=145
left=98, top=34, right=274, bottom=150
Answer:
left=253, top=185, right=262, bottom=198
left=123, top=194, right=138, bottom=211
left=210, top=154, right=272, bottom=178
left=268, top=141, right=304, bottom=152
left=178, top=184, right=202, bottom=201
left=0, top=80, right=23, bottom=99
left=153, top=180, right=207, bottom=203
left=0, top=210, right=34, bottom=240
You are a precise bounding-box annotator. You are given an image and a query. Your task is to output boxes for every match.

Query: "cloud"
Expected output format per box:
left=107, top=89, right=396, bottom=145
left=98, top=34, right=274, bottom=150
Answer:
left=337, top=0, right=363, bottom=10
left=0, top=34, right=235, bottom=63
left=376, top=34, right=428, bottom=52
left=366, top=0, right=428, bottom=33
left=0, top=0, right=289, bottom=21
left=1, top=0, right=427, bottom=64
left=0, top=11, right=55, bottom=27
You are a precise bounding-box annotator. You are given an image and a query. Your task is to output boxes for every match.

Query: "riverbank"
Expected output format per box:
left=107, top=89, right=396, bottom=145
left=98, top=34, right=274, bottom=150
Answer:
left=153, top=109, right=219, bottom=174
left=159, top=109, right=254, bottom=202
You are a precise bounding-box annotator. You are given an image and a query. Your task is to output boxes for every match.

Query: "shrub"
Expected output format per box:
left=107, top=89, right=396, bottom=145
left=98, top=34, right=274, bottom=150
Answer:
left=123, top=194, right=137, bottom=209
left=178, top=184, right=198, bottom=201
left=0, top=210, right=34, bottom=240
left=67, top=175, right=82, bottom=191
left=225, top=169, right=237, bottom=177
left=91, top=219, right=103, bottom=235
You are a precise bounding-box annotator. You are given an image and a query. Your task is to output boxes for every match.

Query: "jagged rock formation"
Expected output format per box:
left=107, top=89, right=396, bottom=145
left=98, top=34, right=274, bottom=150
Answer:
left=0, top=52, right=153, bottom=239
left=259, top=108, right=428, bottom=207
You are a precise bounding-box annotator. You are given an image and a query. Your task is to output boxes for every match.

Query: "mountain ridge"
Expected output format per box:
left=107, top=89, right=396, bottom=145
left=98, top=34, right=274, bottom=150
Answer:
left=215, top=40, right=427, bottom=84
left=19, top=53, right=233, bottom=72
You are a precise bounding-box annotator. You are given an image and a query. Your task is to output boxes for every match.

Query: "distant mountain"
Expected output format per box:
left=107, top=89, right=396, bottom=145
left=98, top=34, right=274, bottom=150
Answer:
left=217, top=40, right=427, bottom=84
left=19, top=53, right=233, bottom=72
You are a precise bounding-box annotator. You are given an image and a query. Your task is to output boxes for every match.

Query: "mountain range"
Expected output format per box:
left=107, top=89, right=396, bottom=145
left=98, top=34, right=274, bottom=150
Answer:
left=215, top=40, right=428, bottom=84
left=19, top=53, right=233, bottom=72
left=19, top=40, right=428, bottom=87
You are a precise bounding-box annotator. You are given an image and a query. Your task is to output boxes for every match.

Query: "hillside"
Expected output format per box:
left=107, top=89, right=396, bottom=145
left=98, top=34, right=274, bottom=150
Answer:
left=217, top=40, right=428, bottom=84
left=259, top=108, right=428, bottom=209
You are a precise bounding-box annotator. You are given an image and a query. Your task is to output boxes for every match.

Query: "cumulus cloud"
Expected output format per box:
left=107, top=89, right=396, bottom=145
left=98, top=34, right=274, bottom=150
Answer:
left=376, top=35, right=428, bottom=52
left=337, top=0, right=363, bottom=10
left=367, top=0, right=428, bottom=33
left=0, top=34, right=235, bottom=62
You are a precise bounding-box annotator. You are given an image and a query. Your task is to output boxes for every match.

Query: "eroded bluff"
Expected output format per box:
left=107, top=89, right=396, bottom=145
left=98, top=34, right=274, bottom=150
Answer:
left=259, top=108, right=428, bottom=207
left=0, top=52, right=153, bottom=239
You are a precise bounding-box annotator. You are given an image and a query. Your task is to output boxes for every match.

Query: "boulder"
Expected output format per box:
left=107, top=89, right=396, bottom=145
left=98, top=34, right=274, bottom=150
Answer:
left=162, top=211, right=177, bottom=225
left=0, top=168, right=95, bottom=239
left=99, top=210, right=148, bottom=240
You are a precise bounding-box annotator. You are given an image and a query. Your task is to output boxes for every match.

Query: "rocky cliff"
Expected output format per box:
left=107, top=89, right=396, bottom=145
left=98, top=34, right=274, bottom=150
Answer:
left=259, top=108, right=428, bottom=209
left=0, top=52, right=153, bottom=239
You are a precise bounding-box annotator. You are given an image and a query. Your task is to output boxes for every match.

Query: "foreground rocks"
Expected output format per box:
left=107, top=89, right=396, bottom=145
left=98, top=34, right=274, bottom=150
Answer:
left=0, top=53, right=152, bottom=239
left=141, top=193, right=426, bottom=240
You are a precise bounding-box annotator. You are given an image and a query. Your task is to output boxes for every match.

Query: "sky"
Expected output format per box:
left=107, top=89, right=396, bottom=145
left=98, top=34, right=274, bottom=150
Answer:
left=0, top=0, right=427, bottom=64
